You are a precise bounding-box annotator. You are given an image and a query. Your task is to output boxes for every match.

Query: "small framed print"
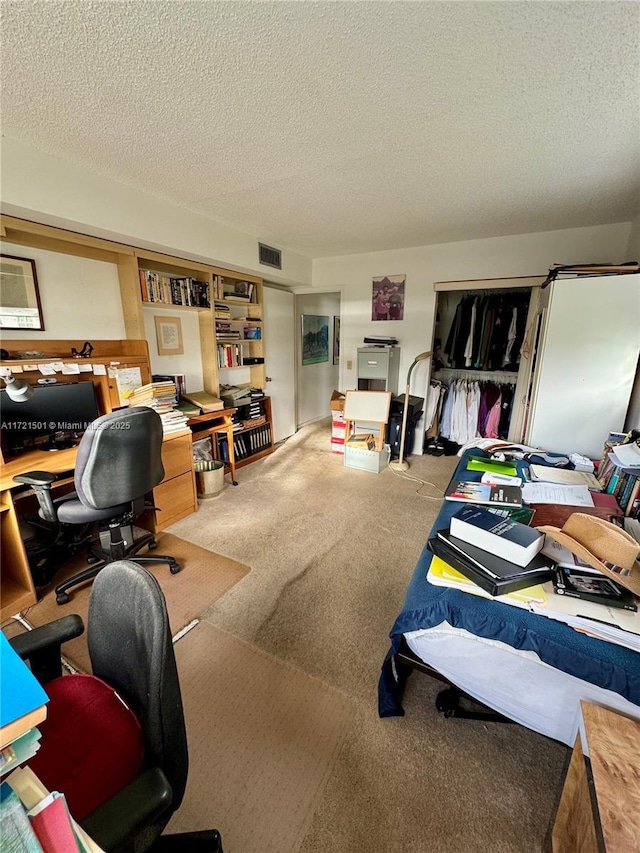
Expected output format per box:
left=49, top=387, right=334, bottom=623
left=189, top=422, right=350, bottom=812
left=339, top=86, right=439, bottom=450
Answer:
left=154, top=315, right=184, bottom=355
left=0, top=255, right=45, bottom=330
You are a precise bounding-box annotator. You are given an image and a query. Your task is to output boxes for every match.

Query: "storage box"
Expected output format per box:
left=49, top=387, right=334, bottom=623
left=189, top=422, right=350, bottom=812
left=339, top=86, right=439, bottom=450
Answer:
left=330, top=390, right=346, bottom=415
left=344, top=443, right=391, bottom=473
left=331, top=421, right=346, bottom=440
left=331, top=437, right=345, bottom=454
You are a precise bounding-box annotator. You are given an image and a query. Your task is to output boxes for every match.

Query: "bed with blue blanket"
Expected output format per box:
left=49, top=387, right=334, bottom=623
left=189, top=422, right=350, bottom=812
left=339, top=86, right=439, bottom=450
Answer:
left=378, top=449, right=640, bottom=745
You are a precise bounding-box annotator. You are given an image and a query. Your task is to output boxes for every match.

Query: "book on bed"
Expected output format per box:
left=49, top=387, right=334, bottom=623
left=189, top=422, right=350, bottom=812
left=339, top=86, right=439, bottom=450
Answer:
left=429, top=531, right=555, bottom=596
left=444, top=480, right=522, bottom=508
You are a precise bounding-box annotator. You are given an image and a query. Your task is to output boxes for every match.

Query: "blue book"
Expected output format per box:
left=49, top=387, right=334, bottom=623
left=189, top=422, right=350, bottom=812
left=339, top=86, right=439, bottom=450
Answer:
left=449, top=505, right=544, bottom=567
left=0, top=632, right=48, bottom=731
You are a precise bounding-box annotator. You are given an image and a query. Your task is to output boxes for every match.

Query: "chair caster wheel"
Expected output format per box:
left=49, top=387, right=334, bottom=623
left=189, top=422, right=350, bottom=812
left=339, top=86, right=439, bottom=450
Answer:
left=148, top=540, right=158, bottom=550
left=169, top=562, right=181, bottom=574
left=232, top=480, right=238, bottom=486
left=87, top=555, right=99, bottom=564
left=56, top=592, right=70, bottom=605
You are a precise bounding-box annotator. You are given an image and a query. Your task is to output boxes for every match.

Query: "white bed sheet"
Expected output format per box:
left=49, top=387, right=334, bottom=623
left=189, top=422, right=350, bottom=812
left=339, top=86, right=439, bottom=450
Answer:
left=405, top=621, right=640, bottom=746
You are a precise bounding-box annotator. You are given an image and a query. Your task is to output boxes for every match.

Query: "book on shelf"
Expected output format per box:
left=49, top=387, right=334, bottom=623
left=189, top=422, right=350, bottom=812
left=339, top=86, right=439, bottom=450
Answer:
left=428, top=533, right=554, bottom=597
left=449, top=505, right=544, bottom=567
left=0, top=634, right=49, bottom=749
left=444, top=480, right=522, bottom=507
left=29, top=791, right=83, bottom=853
left=552, top=565, right=637, bottom=612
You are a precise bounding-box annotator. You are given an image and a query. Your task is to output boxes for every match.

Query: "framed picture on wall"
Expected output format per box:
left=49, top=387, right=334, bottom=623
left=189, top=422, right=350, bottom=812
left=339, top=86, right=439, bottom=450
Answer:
left=372, top=274, right=405, bottom=321
left=301, top=314, right=329, bottom=365
left=154, top=315, right=184, bottom=355
left=0, top=255, right=45, bottom=330
left=333, top=316, right=340, bottom=365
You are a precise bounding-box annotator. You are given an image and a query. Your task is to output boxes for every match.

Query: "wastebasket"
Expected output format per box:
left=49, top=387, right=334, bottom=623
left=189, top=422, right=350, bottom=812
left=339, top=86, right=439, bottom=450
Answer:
left=194, top=460, right=225, bottom=499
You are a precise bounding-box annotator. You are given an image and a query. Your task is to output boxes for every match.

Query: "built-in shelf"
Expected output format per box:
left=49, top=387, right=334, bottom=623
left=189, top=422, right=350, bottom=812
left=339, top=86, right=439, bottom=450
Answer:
left=141, top=301, right=209, bottom=312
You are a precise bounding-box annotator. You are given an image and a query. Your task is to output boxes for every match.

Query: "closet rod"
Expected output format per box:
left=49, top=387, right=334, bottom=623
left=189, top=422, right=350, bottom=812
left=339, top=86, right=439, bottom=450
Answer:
left=433, top=367, right=519, bottom=384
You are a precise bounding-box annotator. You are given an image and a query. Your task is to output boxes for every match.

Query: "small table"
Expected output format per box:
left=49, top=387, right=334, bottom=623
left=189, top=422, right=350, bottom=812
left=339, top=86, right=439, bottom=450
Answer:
left=551, top=701, right=640, bottom=852
left=187, top=408, right=238, bottom=485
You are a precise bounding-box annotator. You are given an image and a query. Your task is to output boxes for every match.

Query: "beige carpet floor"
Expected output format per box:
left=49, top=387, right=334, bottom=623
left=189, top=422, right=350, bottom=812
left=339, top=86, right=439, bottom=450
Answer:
left=167, top=622, right=353, bottom=853
left=14, top=532, right=250, bottom=672
left=169, top=420, right=569, bottom=853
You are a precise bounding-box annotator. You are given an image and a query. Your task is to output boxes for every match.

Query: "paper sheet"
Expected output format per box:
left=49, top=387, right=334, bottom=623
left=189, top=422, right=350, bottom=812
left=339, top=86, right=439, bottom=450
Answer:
left=522, top=482, right=595, bottom=507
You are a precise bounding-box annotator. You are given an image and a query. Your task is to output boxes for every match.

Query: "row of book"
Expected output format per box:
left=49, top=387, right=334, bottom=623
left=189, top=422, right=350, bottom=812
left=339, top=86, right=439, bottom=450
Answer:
left=139, top=270, right=210, bottom=308
left=597, top=433, right=640, bottom=518
left=217, top=424, right=272, bottom=461
left=212, top=276, right=257, bottom=303
left=217, top=343, right=245, bottom=368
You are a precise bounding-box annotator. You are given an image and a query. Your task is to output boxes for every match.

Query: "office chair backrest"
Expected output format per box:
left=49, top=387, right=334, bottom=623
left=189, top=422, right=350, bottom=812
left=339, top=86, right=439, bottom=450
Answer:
left=74, top=407, right=165, bottom=509
left=87, top=561, right=189, bottom=810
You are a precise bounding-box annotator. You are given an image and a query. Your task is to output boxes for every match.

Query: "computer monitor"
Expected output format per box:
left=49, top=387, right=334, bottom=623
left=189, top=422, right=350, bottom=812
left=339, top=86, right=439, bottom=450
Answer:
left=0, top=381, right=101, bottom=455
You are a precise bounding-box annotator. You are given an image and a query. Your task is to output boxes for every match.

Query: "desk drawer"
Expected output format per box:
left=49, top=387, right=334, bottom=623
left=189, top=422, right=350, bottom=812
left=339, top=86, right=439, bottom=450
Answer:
left=153, top=471, right=197, bottom=530
left=161, top=434, right=194, bottom=482
left=357, top=352, right=389, bottom=379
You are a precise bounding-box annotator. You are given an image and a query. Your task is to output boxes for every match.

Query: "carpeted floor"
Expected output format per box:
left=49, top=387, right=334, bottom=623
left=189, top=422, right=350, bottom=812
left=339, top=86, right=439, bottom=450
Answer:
left=170, top=420, right=568, bottom=853
left=12, top=533, right=250, bottom=672
left=167, top=622, right=353, bottom=853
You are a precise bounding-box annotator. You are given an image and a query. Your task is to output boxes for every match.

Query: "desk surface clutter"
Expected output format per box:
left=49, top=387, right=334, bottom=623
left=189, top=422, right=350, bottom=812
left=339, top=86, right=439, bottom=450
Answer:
left=378, top=447, right=640, bottom=746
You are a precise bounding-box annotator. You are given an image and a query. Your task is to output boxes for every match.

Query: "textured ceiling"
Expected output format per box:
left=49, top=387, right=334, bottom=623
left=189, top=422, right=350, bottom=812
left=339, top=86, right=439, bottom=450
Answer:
left=1, top=1, right=639, bottom=258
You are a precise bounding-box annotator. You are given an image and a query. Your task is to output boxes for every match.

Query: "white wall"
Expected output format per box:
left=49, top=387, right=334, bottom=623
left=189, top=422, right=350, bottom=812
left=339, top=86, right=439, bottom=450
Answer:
left=142, top=307, right=203, bottom=395
left=625, top=213, right=640, bottom=431
left=0, top=241, right=125, bottom=340
left=296, top=292, right=340, bottom=425
left=313, top=223, right=632, bottom=421
left=1, top=137, right=312, bottom=288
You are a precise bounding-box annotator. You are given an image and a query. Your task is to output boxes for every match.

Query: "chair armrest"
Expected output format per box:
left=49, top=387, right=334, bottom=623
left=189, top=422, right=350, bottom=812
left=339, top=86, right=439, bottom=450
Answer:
left=13, top=471, right=59, bottom=522
left=10, top=615, right=85, bottom=683
left=81, top=767, right=173, bottom=851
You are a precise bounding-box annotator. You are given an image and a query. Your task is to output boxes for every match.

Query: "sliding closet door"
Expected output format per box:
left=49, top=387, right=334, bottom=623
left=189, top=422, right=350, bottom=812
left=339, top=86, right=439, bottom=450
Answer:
left=526, top=274, right=640, bottom=459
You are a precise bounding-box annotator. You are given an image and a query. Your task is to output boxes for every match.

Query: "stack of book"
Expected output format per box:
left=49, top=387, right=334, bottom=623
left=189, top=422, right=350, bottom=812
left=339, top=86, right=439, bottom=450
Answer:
left=428, top=505, right=553, bottom=596
left=158, top=410, right=189, bottom=435
left=180, top=391, right=224, bottom=414
left=597, top=433, right=640, bottom=518
left=220, top=384, right=252, bottom=407
left=127, top=381, right=177, bottom=413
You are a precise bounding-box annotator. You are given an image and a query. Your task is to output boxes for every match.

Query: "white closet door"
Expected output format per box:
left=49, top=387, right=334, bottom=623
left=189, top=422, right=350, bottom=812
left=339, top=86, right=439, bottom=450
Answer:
left=526, top=274, right=640, bottom=459
left=264, top=285, right=296, bottom=443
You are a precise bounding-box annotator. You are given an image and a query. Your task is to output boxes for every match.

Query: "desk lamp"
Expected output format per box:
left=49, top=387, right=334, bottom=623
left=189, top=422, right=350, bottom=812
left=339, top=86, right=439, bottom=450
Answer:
left=389, top=351, right=432, bottom=472
left=1, top=375, right=34, bottom=402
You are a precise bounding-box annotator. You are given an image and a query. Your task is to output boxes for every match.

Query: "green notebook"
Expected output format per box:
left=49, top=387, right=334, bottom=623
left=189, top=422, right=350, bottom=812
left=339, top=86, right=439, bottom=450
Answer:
left=466, top=456, right=518, bottom=476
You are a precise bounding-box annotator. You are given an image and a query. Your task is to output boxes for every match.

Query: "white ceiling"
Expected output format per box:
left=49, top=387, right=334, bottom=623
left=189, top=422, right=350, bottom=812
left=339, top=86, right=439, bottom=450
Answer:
left=2, top=1, right=639, bottom=259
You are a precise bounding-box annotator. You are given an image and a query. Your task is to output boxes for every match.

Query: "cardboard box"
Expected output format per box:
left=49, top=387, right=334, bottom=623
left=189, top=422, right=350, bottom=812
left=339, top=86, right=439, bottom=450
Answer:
left=330, top=390, right=346, bottom=415
left=330, top=437, right=345, bottom=454
left=344, top=443, right=391, bottom=473
left=331, top=422, right=346, bottom=440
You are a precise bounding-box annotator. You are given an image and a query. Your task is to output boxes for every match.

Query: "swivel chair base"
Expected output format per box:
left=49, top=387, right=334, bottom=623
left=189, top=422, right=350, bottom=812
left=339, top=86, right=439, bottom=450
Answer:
left=55, top=529, right=180, bottom=605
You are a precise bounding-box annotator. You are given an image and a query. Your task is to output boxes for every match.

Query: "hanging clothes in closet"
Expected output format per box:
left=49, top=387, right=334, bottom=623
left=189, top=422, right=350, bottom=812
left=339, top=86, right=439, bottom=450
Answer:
left=441, top=291, right=529, bottom=372
left=437, top=379, right=516, bottom=447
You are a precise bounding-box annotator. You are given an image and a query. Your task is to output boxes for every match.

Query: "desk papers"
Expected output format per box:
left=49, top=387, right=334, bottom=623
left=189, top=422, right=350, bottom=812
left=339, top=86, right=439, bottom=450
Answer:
left=522, top=482, right=595, bottom=507
left=529, top=465, right=602, bottom=490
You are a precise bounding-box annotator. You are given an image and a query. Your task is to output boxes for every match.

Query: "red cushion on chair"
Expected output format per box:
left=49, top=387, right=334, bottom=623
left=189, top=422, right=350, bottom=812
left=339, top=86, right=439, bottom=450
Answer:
left=28, top=674, right=145, bottom=821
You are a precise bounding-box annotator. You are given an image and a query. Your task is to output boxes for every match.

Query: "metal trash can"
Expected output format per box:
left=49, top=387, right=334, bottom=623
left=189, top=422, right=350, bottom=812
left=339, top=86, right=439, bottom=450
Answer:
left=194, top=460, right=225, bottom=499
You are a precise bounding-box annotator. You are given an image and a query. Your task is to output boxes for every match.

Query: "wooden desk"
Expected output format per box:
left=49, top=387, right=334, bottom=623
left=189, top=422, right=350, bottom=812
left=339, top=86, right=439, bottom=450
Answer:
left=552, top=701, right=640, bottom=852
left=0, top=432, right=197, bottom=620
left=188, top=408, right=238, bottom=485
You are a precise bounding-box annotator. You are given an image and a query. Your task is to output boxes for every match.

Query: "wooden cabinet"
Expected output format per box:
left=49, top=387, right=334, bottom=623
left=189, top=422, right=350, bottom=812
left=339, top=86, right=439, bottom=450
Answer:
left=552, top=701, right=640, bottom=852
left=154, top=430, right=197, bottom=531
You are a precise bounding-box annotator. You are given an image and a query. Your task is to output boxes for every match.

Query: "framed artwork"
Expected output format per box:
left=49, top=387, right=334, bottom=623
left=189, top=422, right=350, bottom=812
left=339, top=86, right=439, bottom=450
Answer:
left=372, top=274, right=405, bottom=321
left=154, top=315, right=184, bottom=355
left=0, top=255, right=45, bottom=330
left=333, top=315, right=341, bottom=365
left=301, top=314, right=329, bottom=365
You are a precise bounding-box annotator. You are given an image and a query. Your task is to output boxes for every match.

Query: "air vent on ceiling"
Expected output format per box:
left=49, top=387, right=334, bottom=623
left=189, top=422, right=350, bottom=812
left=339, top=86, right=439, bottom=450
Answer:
left=259, top=243, right=282, bottom=269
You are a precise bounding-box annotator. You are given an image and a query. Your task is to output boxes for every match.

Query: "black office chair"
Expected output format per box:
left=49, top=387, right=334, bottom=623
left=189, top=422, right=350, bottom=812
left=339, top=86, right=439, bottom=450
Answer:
left=14, top=407, right=179, bottom=605
left=10, top=560, right=223, bottom=853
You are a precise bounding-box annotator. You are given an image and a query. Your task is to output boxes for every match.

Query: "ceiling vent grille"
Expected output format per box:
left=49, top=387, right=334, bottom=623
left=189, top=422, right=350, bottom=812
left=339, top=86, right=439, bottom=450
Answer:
left=259, top=243, right=282, bottom=269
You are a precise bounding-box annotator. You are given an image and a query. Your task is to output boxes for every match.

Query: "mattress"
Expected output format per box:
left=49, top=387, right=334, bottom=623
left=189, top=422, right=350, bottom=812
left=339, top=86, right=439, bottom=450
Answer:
left=405, top=623, right=640, bottom=745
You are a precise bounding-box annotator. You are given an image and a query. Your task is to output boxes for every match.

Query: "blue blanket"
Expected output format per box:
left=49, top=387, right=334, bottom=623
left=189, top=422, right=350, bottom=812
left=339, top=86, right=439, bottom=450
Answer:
left=378, top=449, right=640, bottom=717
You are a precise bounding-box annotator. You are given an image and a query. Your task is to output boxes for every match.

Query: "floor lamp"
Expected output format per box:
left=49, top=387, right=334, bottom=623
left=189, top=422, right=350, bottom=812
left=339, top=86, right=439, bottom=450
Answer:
left=389, top=351, right=432, bottom=472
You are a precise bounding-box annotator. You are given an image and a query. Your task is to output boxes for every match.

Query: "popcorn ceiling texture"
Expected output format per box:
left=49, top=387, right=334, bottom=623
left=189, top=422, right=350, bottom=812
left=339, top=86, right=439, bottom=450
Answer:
left=2, top=1, right=639, bottom=258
